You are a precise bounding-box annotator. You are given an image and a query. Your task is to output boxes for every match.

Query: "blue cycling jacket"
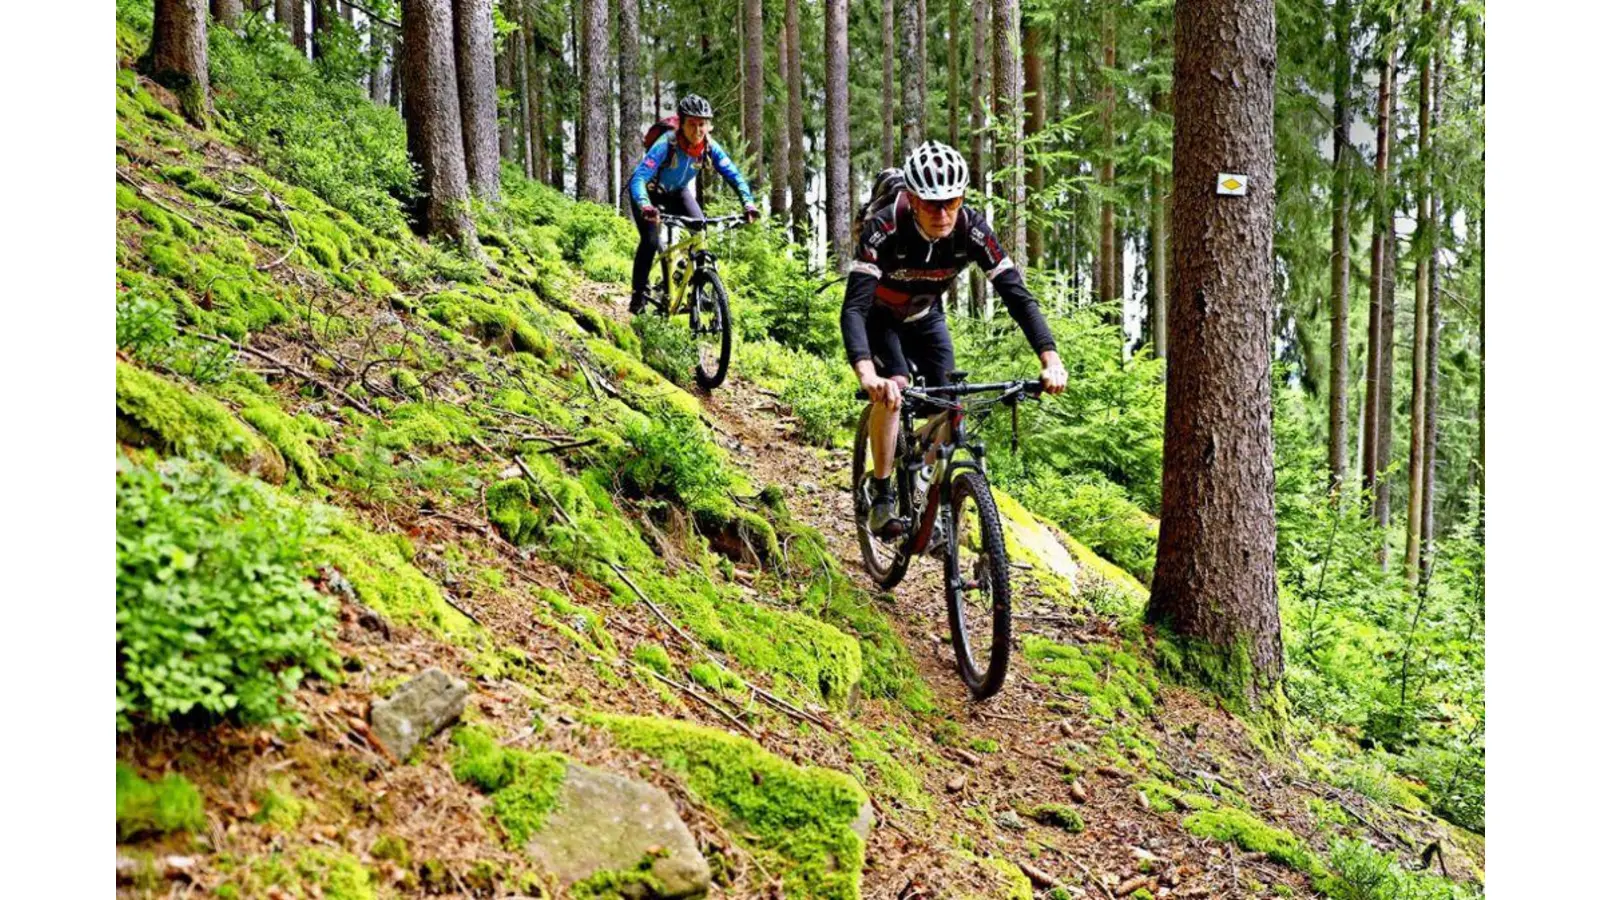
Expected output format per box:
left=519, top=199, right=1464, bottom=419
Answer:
left=628, top=134, right=755, bottom=209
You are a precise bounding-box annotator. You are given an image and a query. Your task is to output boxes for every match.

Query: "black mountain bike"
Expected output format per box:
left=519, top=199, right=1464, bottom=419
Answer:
left=644, top=213, right=744, bottom=390
left=851, top=372, right=1043, bottom=699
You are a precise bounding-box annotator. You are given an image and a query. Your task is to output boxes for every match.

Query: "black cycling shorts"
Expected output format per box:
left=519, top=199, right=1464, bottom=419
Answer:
left=866, top=302, right=957, bottom=388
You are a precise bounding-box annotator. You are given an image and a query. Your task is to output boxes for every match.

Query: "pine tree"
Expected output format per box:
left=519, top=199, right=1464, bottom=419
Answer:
left=1097, top=5, right=1116, bottom=307
left=577, top=0, right=610, bottom=203
left=618, top=0, right=643, bottom=168
left=1023, top=19, right=1044, bottom=268
left=1147, top=0, right=1283, bottom=711
left=969, top=0, right=991, bottom=315
left=785, top=0, right=807, bottom=239
left=899, top=0, right=925, bottom=153
left=772, top=22, right=791, bottom=216
left=400, top=0, right=476, bottom=243
left=452, top=0, right=500, bottom=201
left=211, top=0, right=243, bottom=28
left=146, top=0, right=212, bottom=127
left=1362, top=35, right=1396, bottom=509
left=1406, top=0, right=1434, bottom=584
left=1328, top=0, right=1352, bottom=490
left=742, top=0, right=764, bottom=192
left=881, top=0, right=896, bottom=167
left=825, top=0, right=851, bottom=270
left=994, top=0, right=1023, bottom=262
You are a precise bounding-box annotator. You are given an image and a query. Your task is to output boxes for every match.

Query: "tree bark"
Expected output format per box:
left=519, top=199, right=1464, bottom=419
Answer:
left=882, top=0, right=896, bottom=166
left=969, top=0, right=990, bottom=315
left=786, top=0, right=807, bottom=240
left=401, top=0, right=477, bottom=243
left=292, top=0, right=308, bottom=54
left=498, top=12, right=516, bottom=160
left=1097, top=6, right=1116, bottom=307
left=994, top=0, right=1023, bottom=264
left=1328, top=0, right=1352, bottom=491
left=1151, top=164, right=1168, bottom=359
left=1376, top=213, right=1398, bottom=568
left=772, top=23, right=792, bottom=217
left=618, top=0, right=642, bottom=167
left=1421, top=18, right=1447, bottom=564
left=742, top=0, right=764, bottom=192
left=211, top=0, right=243, bottom=28
left=519, top=0, right=537, bottom=179
left=899, top=0, right=926, bottom=152
left=576, top=0, right=610, bottom=202
left=825, top=0, right=851, bottom=271
left=147, top=0, right=212, bottom=127
left=453, top=0, right=501, bottom=201
left=947, top=0, right=960, bottom=146
left=311, top=0, right=333, bottom=61
left=1363, top=41, right=1395, bottom=506
left=1405, top=0, right=1433, bottom=585
left=1023, top=19, right=1044, bottom=267
left=1147, top=0, right=1283, bottom=711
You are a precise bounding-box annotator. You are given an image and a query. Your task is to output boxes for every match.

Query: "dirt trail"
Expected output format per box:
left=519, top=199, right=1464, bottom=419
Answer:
left=573, top=284, right=1320, bottom=899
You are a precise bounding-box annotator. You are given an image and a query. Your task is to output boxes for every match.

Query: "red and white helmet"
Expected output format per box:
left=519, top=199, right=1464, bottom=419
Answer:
left=903, top=141, right=970, bottom=201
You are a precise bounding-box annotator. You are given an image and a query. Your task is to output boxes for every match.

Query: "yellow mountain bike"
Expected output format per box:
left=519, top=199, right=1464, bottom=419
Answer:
left=646, top=213, right=745, bottom=390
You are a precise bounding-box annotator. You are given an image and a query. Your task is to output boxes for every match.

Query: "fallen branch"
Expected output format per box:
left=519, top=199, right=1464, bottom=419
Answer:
left=116, top=167, right=204, bottom=232
left=638, top=665, right=757, bottom=739
left=256, top=188, right=300, bottom=271
left=1015, top=859, right=1060, bottom=889
left=183, top=330, right=378, bottom=416
left=1056, top=847, right=1117, bottom=900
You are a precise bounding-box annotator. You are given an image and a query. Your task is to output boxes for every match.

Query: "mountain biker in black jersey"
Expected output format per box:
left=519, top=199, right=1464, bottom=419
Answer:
left=842, top=140, right=1068, bottom=534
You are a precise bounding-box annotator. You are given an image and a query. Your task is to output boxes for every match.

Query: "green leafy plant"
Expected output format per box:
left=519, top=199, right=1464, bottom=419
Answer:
left=116, top=454, right=338, bottom=729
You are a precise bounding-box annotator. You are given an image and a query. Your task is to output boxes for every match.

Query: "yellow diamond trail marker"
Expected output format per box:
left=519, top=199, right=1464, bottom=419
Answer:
left=1216, top=173, right=1248, bottom=196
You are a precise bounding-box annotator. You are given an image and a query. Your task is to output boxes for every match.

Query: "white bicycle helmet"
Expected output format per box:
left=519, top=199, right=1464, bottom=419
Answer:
left=903, top=141, right=970, bottom=201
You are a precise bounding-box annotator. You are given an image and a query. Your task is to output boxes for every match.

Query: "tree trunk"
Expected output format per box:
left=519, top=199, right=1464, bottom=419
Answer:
left=1376, top=213, right=1398, bottom=568
left=311, top=0, right=333, bottom=60
left=576, top=0, right=609, bottom=202
left=947, top=0, right=960, bottom=146
left=147, top=0, right=211, bottom=127
left=1405, top=0, right=1433, bottom=585
left=994, top=0, right=1023, bottom=263
left=968, top=0, right=991, bottom=316
left=453, top=0, right=500, bottom=201
left=1421, top=21, right=1447, bottom=564
left=519, top=1, right=538, bottom=179
left=293, top=0, right=308, bottom=54
left=899, top=0, right=925, bottom=153
left=825, top=0, right=851, bottom=271
left=1363, top=41, right=1395, bottom=506
left=1023, top=20, right=1044, bottom=267
left=211, top=0, right=243, bottom=28
left=618, top=0, right=642, bottom=172
left=498, top=13, right=516, bottom=160
left=401, top=0, right=477, bottom=243
left=1328, top=0, right=1352, bottom=491
left=881, top=0, right=896, bottom=166
left=1097, top=7, right=1116, bottom=307
left=772, top=23, right=791, bottom=217
left=1150, top=165, right=1168, bottom=359
left=786, top=0, right=807, bottom=240
left=1147, top=0, right=1283, bottom=711
left=742, top=0, right=764, bottom=192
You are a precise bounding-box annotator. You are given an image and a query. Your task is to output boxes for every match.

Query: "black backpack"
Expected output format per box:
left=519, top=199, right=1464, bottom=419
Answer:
left=852, top=168, right=906, bottom=247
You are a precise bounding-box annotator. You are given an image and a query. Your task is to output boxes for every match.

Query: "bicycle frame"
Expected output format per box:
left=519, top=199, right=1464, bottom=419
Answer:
left=654, top=215, right=740, bottom=316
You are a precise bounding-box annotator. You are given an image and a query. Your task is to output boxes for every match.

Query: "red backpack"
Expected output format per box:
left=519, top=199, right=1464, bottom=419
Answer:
left=641, top=115, right=679, bottom=150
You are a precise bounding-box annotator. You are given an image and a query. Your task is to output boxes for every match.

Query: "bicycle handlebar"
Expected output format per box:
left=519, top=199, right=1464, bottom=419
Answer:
left=854, top=379, right=1043, bottom=404
left=658, top=213, right=746, bottom=229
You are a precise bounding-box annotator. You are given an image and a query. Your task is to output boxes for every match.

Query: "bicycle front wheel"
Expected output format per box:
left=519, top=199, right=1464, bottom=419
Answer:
left=945, top=469, right=1012, bottom=699
left=690, top=268, right=732, bottom=390
left=852, top=404, right=911, bottom=589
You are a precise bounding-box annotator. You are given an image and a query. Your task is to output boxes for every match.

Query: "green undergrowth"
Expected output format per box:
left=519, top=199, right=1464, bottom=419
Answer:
left=451, top=726, right=568, bottom=846
left=595, top=714, right=869, bottom=900
left=211, top=848, right=376, bottom=900
left=116, top=361, right=286, bottom=484
left=116, top=762, right=205, bottom=841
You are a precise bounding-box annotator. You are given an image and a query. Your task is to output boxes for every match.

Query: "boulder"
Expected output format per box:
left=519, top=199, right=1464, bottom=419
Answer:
left=526, top=763, right=710, bottom=898
left=369, top=668, right=468, bottom=761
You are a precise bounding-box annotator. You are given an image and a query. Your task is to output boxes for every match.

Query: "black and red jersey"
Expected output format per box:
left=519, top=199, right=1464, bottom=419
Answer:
left=841, top=191, right=1056, bottom=366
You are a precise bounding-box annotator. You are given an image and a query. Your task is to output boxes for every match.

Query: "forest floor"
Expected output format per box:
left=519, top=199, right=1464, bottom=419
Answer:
left=114, top=42, right=1482, bottom=898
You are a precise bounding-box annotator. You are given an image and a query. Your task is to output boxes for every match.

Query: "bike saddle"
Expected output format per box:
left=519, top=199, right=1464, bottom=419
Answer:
left=946, top=369, right=969, bottom=383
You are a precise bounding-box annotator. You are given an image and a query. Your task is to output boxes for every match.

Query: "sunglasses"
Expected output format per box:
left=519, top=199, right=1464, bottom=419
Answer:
left=913, top=195, right=964, bottom=213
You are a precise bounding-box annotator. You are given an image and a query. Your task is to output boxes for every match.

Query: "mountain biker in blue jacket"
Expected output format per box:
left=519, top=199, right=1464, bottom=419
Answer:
left=626, top=94, right=760, bottom=313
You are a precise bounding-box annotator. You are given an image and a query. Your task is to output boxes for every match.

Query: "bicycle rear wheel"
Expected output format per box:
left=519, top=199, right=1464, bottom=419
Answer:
left=945, top=469, right=1012, bottom=699
left=690, top=268, right=732, bottom=390
left=852, top=404, right=911, bottom=589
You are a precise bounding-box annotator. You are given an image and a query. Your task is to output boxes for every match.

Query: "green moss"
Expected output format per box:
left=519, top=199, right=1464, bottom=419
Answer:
left=847, top=726, right=930, bottom=811
left=384, top=401, right=477, bottom=450
left=295, top=849, right=375, bottom=900
left=1182, top=807, right=1316, bottom=873
left=451, top=726, right=568, bottom=846
left=969, top=737, right=999, bottom=754
left=116, top=762, right=205, bottom=841
left=982, top=857, right=1034, bottom=900
left=571, top=866, right=666, bottom=899
left=631, top=642, right=674, bottom=677
left=253, top=781, right=306, bottom=830
left=486, top=478, right=538, bottom=545
left=425, top=289, right=554, bottom=359
left=1134, top=779, right=1218, bottom=814
left=1022, top=636, right=1160, bottom=722
left=369, top=834, right=410, bottom=867
left=238, top=403, right=323, bottom=486
left=687, top=660, right=742, bottom=693
left=312, top=517, right=477, bottom=636
left=1148, top=627, right=1288, bottom=726
left=597, top=714, right=869, bottom=900
left=116, top=362, right=286, bottom=483
left=1019, top=803, right=1085, bottom=833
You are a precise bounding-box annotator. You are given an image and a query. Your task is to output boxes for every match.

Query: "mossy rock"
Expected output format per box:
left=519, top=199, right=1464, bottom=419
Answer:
left=596, top=714, right=871, bottom=900
left=1019, top=802, right=1085, bottom=833
left=116, top=362, right=286, bottom=483
left=1182, top=807, right=1317, bottom=874
left=312, top=517, right=476, bottom=637
left=116, top=762, right=204, bottom=842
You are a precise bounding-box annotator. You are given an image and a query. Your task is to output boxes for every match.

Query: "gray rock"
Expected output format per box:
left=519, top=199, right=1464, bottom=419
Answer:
left=849, top=800, right=875, bottom=842
left=997, top=809, right=1029, bottom=831
left=369, top=668, right=468, bottom=761
left=526, top=763, right=710, bottom=898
